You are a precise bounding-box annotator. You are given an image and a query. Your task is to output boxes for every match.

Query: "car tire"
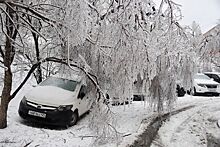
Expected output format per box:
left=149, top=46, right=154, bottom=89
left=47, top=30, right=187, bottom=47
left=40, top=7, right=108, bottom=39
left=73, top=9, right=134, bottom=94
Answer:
left=213, top=93, right=220, bottom=96
left=187, top=90, right=191, bottom=95
left=69, top=111, right=78, bottom=126
left=177, top=87, right=186, bottom=97
left=192, top=87, right=197, bottom=96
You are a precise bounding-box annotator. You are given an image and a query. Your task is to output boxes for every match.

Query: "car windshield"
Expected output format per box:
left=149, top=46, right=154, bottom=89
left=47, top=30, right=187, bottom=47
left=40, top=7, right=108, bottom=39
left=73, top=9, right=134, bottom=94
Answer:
left=39, top=77, right=78, bottom=92
left=194, top=74, right=211, bottom=80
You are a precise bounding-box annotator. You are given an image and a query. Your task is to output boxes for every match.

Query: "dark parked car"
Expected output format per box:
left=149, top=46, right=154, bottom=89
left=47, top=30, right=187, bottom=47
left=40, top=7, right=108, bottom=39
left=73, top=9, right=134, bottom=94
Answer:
left=176, top=84, right=186, bottom=97
left=204, top=72, right=220, bottom=83
left=133, top=95, right=145, bottom=101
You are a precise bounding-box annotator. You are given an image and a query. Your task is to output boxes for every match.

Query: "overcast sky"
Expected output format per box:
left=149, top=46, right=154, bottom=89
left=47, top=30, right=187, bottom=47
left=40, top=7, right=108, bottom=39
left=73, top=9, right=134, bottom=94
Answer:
left=155, top=0, right=220, bottom=33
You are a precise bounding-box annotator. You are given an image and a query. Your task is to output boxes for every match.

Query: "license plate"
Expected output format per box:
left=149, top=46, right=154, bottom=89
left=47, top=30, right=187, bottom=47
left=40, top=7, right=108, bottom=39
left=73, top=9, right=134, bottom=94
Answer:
left=28, top=110, right=46, bottom=118
left=209, top=88, right=216, bottom=92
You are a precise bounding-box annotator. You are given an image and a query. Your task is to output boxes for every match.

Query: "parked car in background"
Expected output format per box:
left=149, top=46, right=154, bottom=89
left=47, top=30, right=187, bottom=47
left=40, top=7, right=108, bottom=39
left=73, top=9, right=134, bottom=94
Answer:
left=204, top=72, right=220, bottom=83
left=18, top=75, right=95, bottom=127
left=133, top=95, right=145, bottom=101
left=191, top=73, right=220, bottom=96
left=109, top=97, right=132, bottom=105
left=176, top=84, right=186, bottom=97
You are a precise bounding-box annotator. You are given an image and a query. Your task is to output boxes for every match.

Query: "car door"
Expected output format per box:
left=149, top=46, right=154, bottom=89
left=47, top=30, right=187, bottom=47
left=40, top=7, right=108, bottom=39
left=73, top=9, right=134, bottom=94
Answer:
left=77, top=85, right=89, bottom=115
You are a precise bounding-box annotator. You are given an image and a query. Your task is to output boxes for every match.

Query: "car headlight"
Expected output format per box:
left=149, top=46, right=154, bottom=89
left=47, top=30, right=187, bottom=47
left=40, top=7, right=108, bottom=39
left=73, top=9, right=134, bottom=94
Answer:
left=198, top=84, right=207, bottom=88
left=21, top=97, right=27, bottom=104
left=57, top=105, right=73, bottom=111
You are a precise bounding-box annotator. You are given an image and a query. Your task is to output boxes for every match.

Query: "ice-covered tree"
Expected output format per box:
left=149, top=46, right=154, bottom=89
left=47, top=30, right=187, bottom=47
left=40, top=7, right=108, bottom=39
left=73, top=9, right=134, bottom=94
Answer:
left=199, top=24, right=220, bottom=71
left=62, top=1, right=197, bottom=143
left=0, top=1, right=197, bottom=138
left=80, top=0, right=196, bottom=113
left=187, top=21, right=202, bottom=49
left=0, top=0, right=100, bottom=129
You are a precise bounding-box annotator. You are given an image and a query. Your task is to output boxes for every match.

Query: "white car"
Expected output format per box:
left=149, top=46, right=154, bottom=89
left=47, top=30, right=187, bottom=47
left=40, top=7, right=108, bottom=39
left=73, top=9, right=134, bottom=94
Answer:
left=192, top=73, right=220, bottom=96
left=18, top=76, right=95, bottom=127
left=204, top=72, right=220, bottom=83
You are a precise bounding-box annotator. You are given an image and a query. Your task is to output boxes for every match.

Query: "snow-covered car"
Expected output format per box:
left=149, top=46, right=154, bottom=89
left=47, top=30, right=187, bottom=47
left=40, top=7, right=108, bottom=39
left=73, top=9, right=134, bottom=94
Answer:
left=204, top=72, right=220, bottom=83
left=192, top=73, right=220, bottom=96
left=18, top=76, right=95, bottom=127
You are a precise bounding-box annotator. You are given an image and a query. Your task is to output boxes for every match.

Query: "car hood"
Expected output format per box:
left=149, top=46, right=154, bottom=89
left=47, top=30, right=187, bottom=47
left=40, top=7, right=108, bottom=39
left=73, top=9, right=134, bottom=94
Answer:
left=25, top=86, right=77, bottom=106
left=194, top=79, right=219, bottom=85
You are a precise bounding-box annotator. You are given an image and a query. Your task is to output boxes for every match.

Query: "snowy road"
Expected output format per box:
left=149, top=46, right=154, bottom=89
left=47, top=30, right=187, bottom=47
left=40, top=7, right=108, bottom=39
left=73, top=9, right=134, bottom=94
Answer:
left=151, top=95, right=220, bottom=147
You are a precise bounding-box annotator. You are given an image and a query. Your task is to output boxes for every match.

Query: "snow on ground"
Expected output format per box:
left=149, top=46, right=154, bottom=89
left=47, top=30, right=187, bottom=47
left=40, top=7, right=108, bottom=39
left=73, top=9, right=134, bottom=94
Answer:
left=1, top=77, right=220, bottom=147
left=151, top=95, right=220, bottom=147
left=1, top=79, right=154, bottom=147
left=3, top=101, right=153, bottom=147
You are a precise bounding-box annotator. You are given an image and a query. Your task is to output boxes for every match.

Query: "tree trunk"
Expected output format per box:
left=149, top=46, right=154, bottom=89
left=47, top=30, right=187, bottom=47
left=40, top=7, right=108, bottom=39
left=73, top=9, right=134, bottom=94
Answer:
left=0, top=37, right=13, bottom=129
left=32, top=30, right=43, bottom=84
left=0, top=5, right=15, bottom=129
left=0, top=82, right=11, bottom=129
left=27, top=16, right=43, bottom=84
left=0, top=97, right=8, bottom=129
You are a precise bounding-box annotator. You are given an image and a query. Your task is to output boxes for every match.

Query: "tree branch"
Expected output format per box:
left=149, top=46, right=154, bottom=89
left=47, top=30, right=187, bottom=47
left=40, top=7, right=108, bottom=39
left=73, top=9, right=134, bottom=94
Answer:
left=167, top=0, right=173, bottom=24
left=6, top=2, right=57, bottom=24
left=0, top=46, right=4, bottom=59
left=0, top=5, right=23, bottom=45
left=10, top=57, right=100, bottom=100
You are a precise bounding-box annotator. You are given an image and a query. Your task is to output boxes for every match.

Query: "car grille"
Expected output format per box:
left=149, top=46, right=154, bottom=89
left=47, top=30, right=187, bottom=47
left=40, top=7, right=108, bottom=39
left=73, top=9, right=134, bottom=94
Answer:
left=27, top=100, right=57, bottom=111
left=206, top=85, right=217, bottom=88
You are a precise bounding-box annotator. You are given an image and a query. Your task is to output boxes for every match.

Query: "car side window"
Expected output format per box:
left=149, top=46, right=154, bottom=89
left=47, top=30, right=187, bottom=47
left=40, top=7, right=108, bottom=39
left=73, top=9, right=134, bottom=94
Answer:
left=209, top=74, right=213, bottom=79
left=78, top=85, right=87, bottom=99
left=212, top=74, right=219, bottom=79
left=205, top=74, right=212, bottom=79
left=205, top=74, right=220, bottom=83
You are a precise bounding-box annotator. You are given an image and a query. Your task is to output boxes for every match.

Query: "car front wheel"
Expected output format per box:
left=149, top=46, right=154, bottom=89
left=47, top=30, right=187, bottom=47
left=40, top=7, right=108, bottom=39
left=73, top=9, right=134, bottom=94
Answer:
left=69, top=111, right=78, bottom=126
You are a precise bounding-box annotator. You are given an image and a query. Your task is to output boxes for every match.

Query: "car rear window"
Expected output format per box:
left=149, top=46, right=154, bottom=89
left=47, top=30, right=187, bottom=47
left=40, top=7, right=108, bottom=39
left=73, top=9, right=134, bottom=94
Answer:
left=39, top=77, right=78, bottom=92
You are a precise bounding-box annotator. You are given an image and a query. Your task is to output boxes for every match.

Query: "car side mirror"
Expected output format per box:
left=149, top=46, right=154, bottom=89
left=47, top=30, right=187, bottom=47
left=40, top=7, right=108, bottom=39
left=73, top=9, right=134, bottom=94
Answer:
left=81, top=92, right=85, bottom=98
left=78, top=92, right=85, bottom=99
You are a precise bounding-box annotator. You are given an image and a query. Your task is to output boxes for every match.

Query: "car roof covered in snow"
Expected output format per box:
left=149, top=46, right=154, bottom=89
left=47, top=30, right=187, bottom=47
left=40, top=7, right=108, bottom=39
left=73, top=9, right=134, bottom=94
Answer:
left=204, top=72, right=220, bottom=75
left=52, top=74, right=83, bottom=82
